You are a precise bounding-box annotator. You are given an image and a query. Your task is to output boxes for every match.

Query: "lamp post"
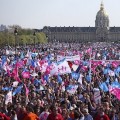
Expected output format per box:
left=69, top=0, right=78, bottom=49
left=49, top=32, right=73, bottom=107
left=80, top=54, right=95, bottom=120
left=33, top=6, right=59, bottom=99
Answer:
left=33, top=31, right=36, bottom=48
left=14, top=28, right=18, bottom=56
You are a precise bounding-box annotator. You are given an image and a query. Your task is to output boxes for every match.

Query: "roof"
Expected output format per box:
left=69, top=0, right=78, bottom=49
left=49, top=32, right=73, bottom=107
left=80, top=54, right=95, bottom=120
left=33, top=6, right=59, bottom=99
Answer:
left=42, top=27, right=97, bottom=32
left=109, top=27, right=120, bottom=32
left=42, top=26, right=120, bottom=33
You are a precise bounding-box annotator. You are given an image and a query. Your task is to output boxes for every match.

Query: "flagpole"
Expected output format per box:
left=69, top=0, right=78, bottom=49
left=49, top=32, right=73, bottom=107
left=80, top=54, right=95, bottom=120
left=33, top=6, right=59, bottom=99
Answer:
left=89, top=46, right=92, bottom=83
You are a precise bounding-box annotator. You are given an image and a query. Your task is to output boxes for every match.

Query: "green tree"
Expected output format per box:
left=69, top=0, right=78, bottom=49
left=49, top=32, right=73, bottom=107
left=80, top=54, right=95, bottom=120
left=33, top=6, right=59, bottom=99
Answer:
left=0, top=26, right=48, bottom=46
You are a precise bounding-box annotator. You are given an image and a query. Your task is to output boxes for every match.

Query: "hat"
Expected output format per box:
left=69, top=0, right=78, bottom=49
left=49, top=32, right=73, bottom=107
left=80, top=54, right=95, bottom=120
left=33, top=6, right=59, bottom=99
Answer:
left=69, top=106, right=74, bottom=110
left=72, top=104, right=77, bottom=109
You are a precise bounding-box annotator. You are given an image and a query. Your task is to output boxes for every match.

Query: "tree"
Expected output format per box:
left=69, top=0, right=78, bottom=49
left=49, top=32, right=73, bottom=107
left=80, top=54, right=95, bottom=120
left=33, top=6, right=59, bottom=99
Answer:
left=0, top=27, right=48, bottom=46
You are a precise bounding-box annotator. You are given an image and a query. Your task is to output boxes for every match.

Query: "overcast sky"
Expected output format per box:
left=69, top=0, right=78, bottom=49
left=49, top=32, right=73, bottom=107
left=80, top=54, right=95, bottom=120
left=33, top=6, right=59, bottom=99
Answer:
left=0, top=0, right=120, bottom=29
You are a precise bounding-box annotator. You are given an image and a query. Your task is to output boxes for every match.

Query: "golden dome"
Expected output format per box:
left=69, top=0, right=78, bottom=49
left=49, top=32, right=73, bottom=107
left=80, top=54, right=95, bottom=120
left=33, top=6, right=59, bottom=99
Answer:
left=96, top=2, right=109, bottom=18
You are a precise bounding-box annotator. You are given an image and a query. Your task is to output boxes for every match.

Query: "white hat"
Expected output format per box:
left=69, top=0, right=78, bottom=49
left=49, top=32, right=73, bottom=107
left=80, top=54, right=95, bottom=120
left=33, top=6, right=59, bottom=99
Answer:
left=69, top=106, right=74, bottom=110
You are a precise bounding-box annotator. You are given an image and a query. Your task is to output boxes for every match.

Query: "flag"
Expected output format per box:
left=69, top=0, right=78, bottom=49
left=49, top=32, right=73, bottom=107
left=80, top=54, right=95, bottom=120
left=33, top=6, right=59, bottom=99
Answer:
left=22, top=71, right=30, bottom=79
left=2, top=87, right=13, bottom=91
left=66, top=85, right=78, bottom=94
left=105, top=77, right=110, bottom=84
left=2, top=56, right=7, bottom=66
left=44, top=74, right=49, bottom=82
left=57, top=75, right=62, bottom=83
left=111, top=81, right=120, bottom=88
left=75, top=64, right=82, bottom=73
left=50, top=60, right=71, bottom=75
left=31, top=59, right=37, bottom=67
left=5, top=91, right=12, bottom=105
left=12, top=84, right=23, bottom=96
left=12, top=81, right=19, bottom=87
left=68, top=61, right=73, bottom=69
left=24, top=84, right=29, bottom=96
left=109, top=87, right=120, bottom=100
left=33, top=79, right=41, bottom=86
left=108, top=70, right=115, bottom=76
left=86, top=74, right=91, bottom=82
left=12, top=64, right=21, bottom=82
left=78, top=74, right=83, bottom=84
left=103, top=68, right=109, bottom=74
left=99, top=82, right=109, bottom=92
left=85, top=48, right=92, bottom=54
left=20, top=52, right=24, bottom=59
left=71, top=72, right=80, bottom=80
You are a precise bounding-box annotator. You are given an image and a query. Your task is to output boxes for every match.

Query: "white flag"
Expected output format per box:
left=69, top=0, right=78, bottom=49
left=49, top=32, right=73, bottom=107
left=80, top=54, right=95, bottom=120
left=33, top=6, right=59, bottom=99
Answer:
left=5, top=91, right=12, bottom=105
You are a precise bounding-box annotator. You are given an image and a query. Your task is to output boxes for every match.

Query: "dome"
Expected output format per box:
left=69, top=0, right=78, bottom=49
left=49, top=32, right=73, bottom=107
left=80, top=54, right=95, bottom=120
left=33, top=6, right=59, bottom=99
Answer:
left=96, top=3, right=108, bottom=18
left=95, top=2, right=109, bottom=28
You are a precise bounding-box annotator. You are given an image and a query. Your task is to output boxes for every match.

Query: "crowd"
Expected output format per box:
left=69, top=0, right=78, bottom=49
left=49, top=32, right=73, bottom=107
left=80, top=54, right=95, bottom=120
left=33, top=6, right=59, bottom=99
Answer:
left=0, top=42, right=120, bottom=120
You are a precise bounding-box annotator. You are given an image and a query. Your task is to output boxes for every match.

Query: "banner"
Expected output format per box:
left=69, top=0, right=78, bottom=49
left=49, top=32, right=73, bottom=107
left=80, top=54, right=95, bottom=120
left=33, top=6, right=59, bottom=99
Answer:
left=93, top=88, right=101, bottom=104
left=57, top=55, right=80, bottom=62
left=50, top=61, right=71, bottom=75
left=6, top=50, right=15, bottom=55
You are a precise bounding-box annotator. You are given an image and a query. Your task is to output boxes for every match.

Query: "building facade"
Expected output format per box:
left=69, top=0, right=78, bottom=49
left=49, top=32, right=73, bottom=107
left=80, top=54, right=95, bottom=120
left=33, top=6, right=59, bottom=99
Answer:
left=0, top=24, right=7, bottom=32
left=41, top=3, right=120, bottom=43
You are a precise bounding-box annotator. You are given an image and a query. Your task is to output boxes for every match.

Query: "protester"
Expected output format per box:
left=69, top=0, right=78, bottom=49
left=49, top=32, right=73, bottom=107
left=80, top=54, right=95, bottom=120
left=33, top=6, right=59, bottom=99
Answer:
left=47, top=105, right=63, bottom=120
left=0, top=42, right=120, bottom=120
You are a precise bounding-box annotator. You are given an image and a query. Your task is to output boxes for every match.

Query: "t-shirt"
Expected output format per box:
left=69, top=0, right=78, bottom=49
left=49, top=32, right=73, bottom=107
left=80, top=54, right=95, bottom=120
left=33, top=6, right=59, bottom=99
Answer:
left=23, top=112, right=39, bottom=120
left=47, top=113, right=63, bottom=120
left=39, top=112, right=49, bottom=120
left=0, top=112, right=10, bottom=120
left=94, top=114, right=110, bottom=120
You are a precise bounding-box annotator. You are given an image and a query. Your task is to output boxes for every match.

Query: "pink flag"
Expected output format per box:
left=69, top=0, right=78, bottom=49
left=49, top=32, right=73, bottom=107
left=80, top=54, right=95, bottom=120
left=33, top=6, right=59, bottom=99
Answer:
left=81, top=66, right=88, bottom=71
left=112, top=61, right=119, bottom=68
left=109, top=87, right=120, bottom=100
left=17, top=60, right=24, bottom=68
left=45, top=66, right=51, bottom=74
left=74, top=60, right=80, bottom=65
left=24, top=84, right=29, bottom=96
left=41, top=75, right=46, bottom=85
left=12, top=67, right=18, bottom=78
left=15, top=77, right=21, bottom=82
left=86, top=48, right=92, bottom=54
left=22, top=71, right=30, bottom=79
left=12, top=63, right=21, bottom=82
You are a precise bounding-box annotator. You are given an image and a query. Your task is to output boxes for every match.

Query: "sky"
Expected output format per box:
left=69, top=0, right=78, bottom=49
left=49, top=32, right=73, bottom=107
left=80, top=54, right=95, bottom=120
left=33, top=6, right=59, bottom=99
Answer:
left=0, top=0, right=120, bottom=29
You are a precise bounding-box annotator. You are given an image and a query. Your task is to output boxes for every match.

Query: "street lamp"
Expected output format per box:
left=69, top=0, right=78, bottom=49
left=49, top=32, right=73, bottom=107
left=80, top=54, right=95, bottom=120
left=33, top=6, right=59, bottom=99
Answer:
left=33, top=31, right=36, bottom=48
left=14, top=28, right=18, bottom=56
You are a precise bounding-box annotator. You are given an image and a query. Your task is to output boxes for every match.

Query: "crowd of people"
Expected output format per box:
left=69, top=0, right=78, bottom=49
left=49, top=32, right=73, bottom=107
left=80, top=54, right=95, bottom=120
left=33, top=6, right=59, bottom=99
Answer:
left=0, top=42, right=120, bottom=120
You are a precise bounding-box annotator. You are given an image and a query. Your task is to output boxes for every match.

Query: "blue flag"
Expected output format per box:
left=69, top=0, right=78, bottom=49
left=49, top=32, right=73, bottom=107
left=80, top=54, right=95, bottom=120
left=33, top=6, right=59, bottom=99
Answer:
left=57, top=58, right=65, bottom=65
left=86, top=74, right=91, bottom=82
left=66, top=85, right=73, bottom=90
left=12, top=84, right=23, bottom=96
left=71, top=72, right=80, bottom=80
left=44, top=75, right=49, bottom=82
left=111, top=81, right=120, bottom=88
left=99, top=82, right=108, bottom=92
left=75, top=65, right=82, bottom=73
left=34, top=79, right=41, bottom=86
left=103, top=68, right=109, bottom=74
left=57, top=75, right=62, bottom=83
left=105, top=77, right=110, bottom=84
left=20, top=52, right=24, bottom=59
left=2, top=56, right=7, bottom=66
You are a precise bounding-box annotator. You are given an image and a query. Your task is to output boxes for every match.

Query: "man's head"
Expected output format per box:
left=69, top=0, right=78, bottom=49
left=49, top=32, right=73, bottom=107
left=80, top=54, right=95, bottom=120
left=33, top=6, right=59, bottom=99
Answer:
left=26, top=106, right=34, bottom=113
left=82, top=108, right=89, bottom=115
left=50, top=105, right=58, bottom=116
left=98, top=107, right=105, bottom=116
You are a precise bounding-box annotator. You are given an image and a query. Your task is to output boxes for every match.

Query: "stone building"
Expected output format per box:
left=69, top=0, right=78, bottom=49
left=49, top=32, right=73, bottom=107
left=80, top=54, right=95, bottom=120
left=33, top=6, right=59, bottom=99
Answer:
left=41, top=2, right=120, bottom=43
